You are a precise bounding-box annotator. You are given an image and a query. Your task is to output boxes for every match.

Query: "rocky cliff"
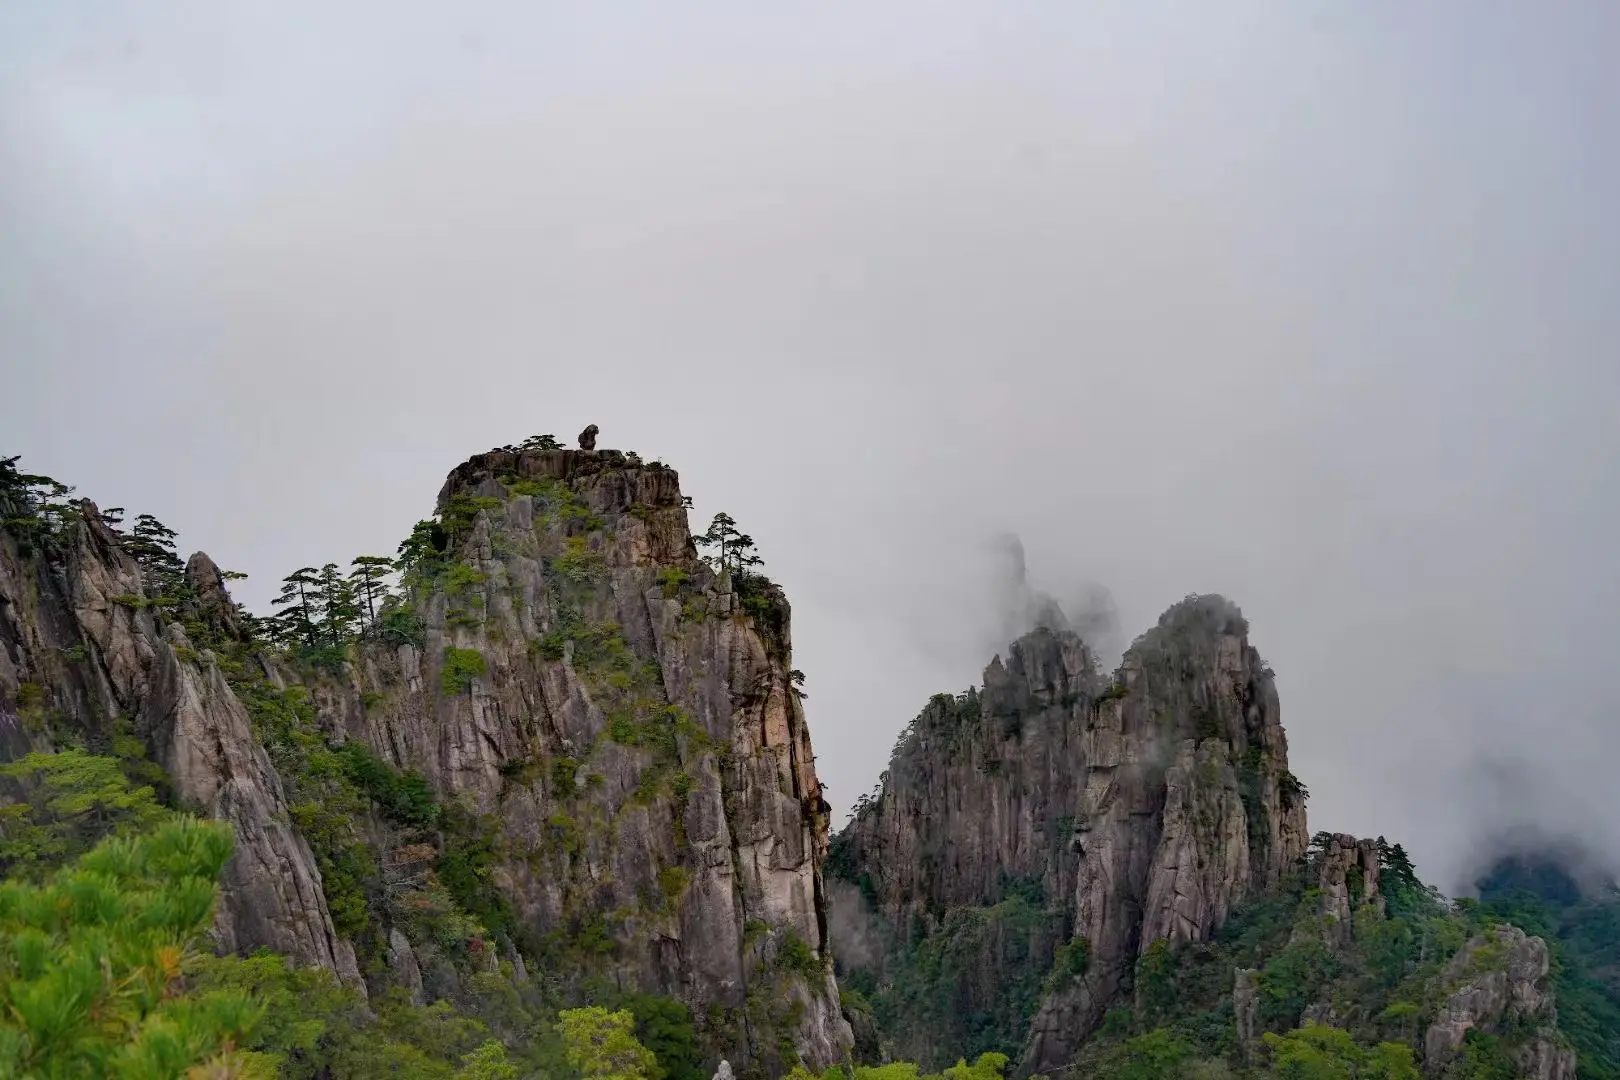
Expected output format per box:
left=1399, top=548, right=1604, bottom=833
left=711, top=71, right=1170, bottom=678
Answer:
left=0, top=444, right=852, bottom=1077
left=828, top=595, right=1309, bottom=1072
left=0, top=503, right=362, bottom=986
left=298, top=446, right=851, bottom=1073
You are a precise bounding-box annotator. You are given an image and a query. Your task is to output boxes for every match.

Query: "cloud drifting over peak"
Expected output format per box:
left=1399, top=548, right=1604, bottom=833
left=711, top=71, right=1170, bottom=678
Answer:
left=3, top=1, right=1619, bottom=891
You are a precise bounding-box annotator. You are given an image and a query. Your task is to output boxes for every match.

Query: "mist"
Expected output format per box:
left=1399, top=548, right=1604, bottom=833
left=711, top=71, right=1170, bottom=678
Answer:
left=3, top=2, right=1618, bottom=893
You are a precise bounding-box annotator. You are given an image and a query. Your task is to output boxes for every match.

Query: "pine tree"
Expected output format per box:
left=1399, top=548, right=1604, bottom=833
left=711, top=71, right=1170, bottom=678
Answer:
left=0, top=455, right=76, bottom=553
left=271, top=568, right=323, bottom=648
left=0, top=816, right=272, bottom=1078
left=349, top=556, right=394, bottom=629
left=558, top=1007, right=658, bottom=1080
left=126, top=514, right=188, bottom=601
left=397, top=519, right=447, bottom=581
left=519, top=433, right=564, bottom=451
left=730, top=532, right=763, bottom=578
left=316, top=563, right=361, bottom=646
left=695, top=512, right=740, bottom=575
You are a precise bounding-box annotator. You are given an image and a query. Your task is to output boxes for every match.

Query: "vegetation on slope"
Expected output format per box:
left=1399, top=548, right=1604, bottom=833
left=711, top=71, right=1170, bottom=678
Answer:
left=834, top=825, right=1606, bottom=1080
left=1474, top=856, right=1620, bottom=1080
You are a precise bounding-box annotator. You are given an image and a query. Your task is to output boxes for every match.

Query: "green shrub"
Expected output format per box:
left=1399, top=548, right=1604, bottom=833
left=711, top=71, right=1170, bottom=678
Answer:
left=442, top=647, right=488, bottom=695
left=1044, top=937, right=1091, bottom=993
left=377, top=605, right=425, bottom=647
left=335, top=742, right=439, bottom=828
left=551, top=757, right=579, bottom=793
left=0, top=817, right=267, bottom=1079
left=0, top=750, right=171, bottom=880
left=778, top=929, right=824, bottom=980
left=657, top=866, right=690, bottom=904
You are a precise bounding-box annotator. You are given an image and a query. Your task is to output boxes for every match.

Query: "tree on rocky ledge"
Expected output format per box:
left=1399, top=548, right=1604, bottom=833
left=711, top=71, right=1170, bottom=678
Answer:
left=696, top=512, right=766, bottom=581
left=349, top=554, right=395, bottom=628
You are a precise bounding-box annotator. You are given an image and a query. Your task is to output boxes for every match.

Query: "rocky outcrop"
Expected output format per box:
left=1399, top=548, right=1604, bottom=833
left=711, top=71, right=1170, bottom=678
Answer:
left=389, top=928, right=427, bottom=1006
left=0, top=504, right=361, bottom=987
left=306, top=447, right=851, bottom=1073
left=1293, top=833, right=1384, bottom=947
left=1233, top=968, right=1260, bottom=1063
left=184, top=552, right=250, bottom=644
left=830, top=595, right=1309, bottom=1075
left=1424, top=925, right=1575, bottom=1080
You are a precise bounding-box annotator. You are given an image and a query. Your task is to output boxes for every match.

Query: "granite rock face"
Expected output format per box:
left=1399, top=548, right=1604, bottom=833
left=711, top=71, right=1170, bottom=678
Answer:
left=1293, top=833, right=1385, bottom=948
left=307, top=447, right=852, bottom=1072
left=830, top=595, right=1309, bottom=1074
left=1424, top=925, right=1575, bottom=1080
left=0, top=504, right=361, bottom=987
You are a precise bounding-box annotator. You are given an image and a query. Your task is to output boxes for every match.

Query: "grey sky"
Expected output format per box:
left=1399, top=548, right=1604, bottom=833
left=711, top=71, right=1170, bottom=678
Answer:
left=4, top=3, right=1617, bottom=892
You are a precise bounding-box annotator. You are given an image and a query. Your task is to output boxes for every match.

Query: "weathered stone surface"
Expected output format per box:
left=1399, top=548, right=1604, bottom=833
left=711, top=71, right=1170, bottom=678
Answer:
left=1293, top=833, right=1384, bottom=947
left=389, top=928, right=427, bottom=1006
left=184, top=551, right=250, bottom=643
left=1233, top=968, right=1260, bottom=1063
left=830, top=595, right=1309, bottom=1075
left=1424, top=925, right=1575, bottom=1080
left=0, top=505, right=361, bottom=989
left=309, top=448, right=851, bottom=1071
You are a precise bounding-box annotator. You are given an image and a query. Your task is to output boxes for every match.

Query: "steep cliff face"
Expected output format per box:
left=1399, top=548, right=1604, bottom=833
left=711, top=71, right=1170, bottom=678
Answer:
left=0, top=504, right=361, bottom=986
left=0, top=444, right=851, bottom=1077
left=305, top=447, right=851, bottom=1073
left=829, top=595, right=1309, bottom=1073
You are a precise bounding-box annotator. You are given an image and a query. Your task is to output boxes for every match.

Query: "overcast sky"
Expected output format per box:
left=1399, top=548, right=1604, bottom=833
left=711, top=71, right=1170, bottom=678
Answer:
left=4, top=2, right=1617, bottom=892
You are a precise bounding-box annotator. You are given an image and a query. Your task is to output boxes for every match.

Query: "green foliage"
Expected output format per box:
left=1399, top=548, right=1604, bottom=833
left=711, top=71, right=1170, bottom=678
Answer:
left=442, top=646, right=489, bottom=695
left=0, top=749, right=171, bottom=880
left=736, top=573, right=787, bottom=653
left=444, top=562, right=488, bottom=597
left=1044, top=936, right=1090, bottom=993
left=1087, top=1027, right=1195, bottom=1080
left=942, top=1053, right=1011, bottom=1080
left=187, top=951, right=541, bottom=1080
left=454, top=1040, right=521, bottom=1080
left=349, top=554, right=396, bottom=627
left=336, top=741, right=440, bottom=827
left=1278, top=771, right=1310, bottom=805
left=1261, top=1022, right=1420, bottom=1080
left=379, top=599, right=427, bottom=647
left=0, top=454, right=79, bottom=555
left=442, top=495, right=505, bottom=547
left=612, top=993, right=705, bottom=1080
left=398, top=518, right=452, bottom=583
left=1476, top=858, right=1620, bottom=1080
left=1134, top=937, right=1179, bottom=1027
left=778, top=928, right=824, bottom=979
left=1096, top=677, right=1129, bottom=702
left=0, top=816, right=269, bottom=1079
left=234, top=680, right=376, bottom=939
left=552, top=535, right=607, bottom=585
left=847, top=893, right=1063, bottom=1069
left=1259, top=939, right=1339, bottom=1030
left=695, top=512, right=763, bottom=579
left=559, top=1006, right=660, bottom=1080
left=656, top=866, right=690, bottom=905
